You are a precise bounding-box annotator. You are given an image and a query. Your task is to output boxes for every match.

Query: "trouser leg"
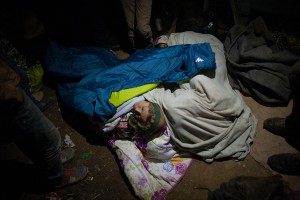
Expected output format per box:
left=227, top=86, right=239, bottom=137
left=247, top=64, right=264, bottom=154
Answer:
left=120, top=0, right=135, bottom=38
left=6, top=89, right=63, bottom=188
left=286, top=61, right=300, bottom=149
left=136, top=0, right=152, bottom=38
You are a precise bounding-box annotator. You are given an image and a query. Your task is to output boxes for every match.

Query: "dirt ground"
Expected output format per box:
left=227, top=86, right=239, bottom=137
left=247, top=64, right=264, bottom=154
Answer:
left=2, top=49, right=298, bottom=200
left=14, top=86, right=252, bottom=200
left=2, top=41, right=299, bottom=200
left=11, top=80, right=294, bottom=200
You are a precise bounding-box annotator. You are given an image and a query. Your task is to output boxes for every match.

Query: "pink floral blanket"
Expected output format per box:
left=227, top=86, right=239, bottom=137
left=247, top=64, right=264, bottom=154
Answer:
left=108, top=127, right=193, bottom=200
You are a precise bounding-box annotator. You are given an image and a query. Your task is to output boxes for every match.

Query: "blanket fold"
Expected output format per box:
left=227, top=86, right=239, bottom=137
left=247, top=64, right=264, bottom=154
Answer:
left=224, top=16, right=300, bottom=105
left=144, top=31, right=257, bottom=162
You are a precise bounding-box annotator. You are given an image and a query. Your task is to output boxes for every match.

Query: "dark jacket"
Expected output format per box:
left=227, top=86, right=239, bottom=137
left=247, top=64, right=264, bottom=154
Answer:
left=0, top=59, right=23, bottom=111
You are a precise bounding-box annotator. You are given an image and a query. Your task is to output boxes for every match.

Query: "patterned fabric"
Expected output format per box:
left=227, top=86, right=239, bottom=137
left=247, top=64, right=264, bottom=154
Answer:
left=108, top=127, right=192, bottom=200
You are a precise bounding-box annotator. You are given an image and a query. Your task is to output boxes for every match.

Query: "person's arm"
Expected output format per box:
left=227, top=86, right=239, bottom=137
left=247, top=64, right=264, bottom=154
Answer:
left=0, top=59, right=23, bottom=108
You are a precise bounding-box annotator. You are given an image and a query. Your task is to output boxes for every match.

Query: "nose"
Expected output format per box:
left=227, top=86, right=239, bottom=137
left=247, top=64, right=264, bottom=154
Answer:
left=133, top=104, right=140, bottom=114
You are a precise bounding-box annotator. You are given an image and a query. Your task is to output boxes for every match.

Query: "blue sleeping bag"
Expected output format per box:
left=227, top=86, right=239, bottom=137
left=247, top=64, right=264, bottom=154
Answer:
left=45, top=41, right=216, bottom=122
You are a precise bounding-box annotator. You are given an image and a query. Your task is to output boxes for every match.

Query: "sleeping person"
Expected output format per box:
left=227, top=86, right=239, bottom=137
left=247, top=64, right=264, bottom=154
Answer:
left=45, top=31, right=258, bottom=199
left=46, top=31, right=257, bottom=162
left=88, top=31, right=257, bottom=163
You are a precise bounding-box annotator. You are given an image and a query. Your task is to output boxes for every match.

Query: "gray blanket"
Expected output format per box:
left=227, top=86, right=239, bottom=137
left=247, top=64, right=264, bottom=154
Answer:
left=144, top=32, right=257, bottom=162
left=224, top=17, right=300, bottom=105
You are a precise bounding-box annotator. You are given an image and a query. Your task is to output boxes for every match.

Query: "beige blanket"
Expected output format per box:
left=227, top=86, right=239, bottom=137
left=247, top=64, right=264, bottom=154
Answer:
left=144, top=31, right=258, bottom=162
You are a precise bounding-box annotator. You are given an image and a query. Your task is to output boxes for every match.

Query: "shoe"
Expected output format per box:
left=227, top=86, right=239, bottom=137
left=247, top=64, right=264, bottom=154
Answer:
left=267, top=153, right=300, bottom=176
left=60, top=148, right=75, bottom=164
left=263, top=117, right=288, bottom=136
left=56, top=165, right=89, bottom=188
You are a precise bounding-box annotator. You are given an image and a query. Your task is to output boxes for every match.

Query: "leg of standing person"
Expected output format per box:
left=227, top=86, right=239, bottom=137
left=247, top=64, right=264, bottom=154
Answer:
left=136, top=0, right=153, bottom=47
left=285, top=60, right=300, bottom=137
left=120, top=0, right=136, bottom=50
left=14, top=89, right=64, bottom=188
left=264, top=60, right=300, bottom=175
left=0, top=87, right=89, bottom=191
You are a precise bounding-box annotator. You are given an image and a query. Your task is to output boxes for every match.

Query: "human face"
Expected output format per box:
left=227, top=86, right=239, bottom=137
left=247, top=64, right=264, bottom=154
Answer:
left=132, top=101, right=153, bottom=124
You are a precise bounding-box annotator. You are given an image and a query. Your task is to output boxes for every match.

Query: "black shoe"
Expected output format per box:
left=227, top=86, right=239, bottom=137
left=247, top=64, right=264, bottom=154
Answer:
left=263, top=117, right=288, bottom=137
left=267, top=153, right=300, bottom=176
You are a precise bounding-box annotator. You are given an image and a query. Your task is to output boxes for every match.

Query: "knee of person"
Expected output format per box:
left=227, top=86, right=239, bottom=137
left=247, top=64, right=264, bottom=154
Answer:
left=136, top=24, right=152, bottom=37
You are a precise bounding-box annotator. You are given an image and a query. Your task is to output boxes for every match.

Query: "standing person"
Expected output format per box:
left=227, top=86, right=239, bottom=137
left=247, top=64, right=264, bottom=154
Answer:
left=120, top=0, right=154, bottom=51
left=0, top=58, right=89, bottom=195
left=264, top=60, right=300, bottom=175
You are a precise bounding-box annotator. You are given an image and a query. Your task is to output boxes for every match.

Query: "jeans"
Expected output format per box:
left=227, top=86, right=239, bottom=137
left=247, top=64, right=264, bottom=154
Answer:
left=0, top=88, right=63, bottom=188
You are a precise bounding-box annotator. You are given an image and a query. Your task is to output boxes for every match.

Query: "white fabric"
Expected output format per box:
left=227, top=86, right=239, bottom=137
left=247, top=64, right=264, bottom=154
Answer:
left=144, top=31, right=258, bottom=162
